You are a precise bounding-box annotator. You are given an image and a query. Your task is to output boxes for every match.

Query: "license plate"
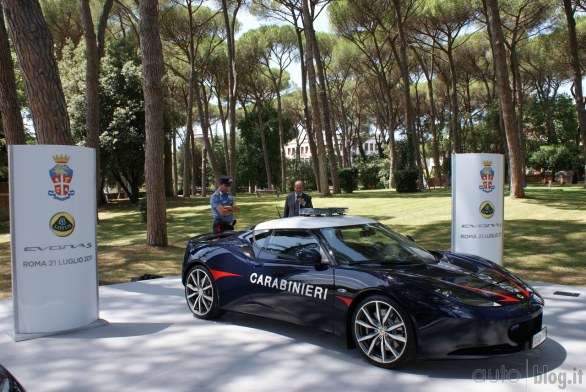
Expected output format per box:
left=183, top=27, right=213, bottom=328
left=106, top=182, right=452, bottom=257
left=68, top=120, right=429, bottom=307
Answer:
left=531, top=327, right=547, bottom=348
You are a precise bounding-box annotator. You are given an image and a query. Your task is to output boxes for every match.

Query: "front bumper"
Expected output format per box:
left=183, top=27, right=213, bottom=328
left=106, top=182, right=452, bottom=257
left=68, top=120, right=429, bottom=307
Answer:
left=416, top=299, right=544, bottom=359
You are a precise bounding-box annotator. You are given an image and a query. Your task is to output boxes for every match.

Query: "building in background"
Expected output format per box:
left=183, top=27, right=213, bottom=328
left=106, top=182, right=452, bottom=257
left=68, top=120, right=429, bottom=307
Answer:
left=284, top=137, right=380, bottom=161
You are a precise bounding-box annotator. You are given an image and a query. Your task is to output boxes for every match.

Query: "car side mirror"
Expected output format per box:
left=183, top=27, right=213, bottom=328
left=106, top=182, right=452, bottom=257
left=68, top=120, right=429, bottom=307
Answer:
left=240, top=245, right=254, bottom=259
left=295, top=247, right=321, bottom=264
left=406, top=235, right=416, bottom=242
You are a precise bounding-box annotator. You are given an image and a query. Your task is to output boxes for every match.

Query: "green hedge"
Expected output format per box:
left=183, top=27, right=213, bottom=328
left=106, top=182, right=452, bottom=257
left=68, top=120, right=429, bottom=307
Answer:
left=359, top=162, right=382, bottom=189
left=338, top=167, right=359, bottom=193
left=394, top=169, right=419, bottom=193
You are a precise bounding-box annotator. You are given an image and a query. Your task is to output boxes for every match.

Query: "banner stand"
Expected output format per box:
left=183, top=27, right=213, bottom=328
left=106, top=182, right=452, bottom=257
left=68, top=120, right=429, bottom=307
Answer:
left=9, top=145, right=105, bottom=340
left=10, top=319, right=109, bottom=342
left=451, top=153, right=505, bottom=265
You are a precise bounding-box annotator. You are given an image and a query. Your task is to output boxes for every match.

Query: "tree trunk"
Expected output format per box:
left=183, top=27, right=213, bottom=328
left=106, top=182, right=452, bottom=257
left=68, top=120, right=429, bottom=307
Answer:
left=173, top=130, right=178, bottom=196
left=215, top=90, right=230, bottom=172
left=310, top=26, right=340, bottom=194
left=508, top=45, right=527, bottom=178
left=391, top=0, right=418, bottom=173
left=447, top=47, right=461, bottom=153
left=201, top=144, right=207, bottom=197
left=257, top=106, right=273, bottom=189
left=293, top=22, right=320, bottom=190
left=96, top=0, right=113, bottom=59
left=387, top=100, right=397, bottom=189
left=182, top=0, right=198, bottom=198
left=3, top=0, right=73, bottom=145
left=183, top=127, right=193, bottom=197
left=194, top=79, right=220, bottom=182
left=112, top=172, right=130, bottom=202
left=563, top=0, right=586, bottom=188
left=276, top=88, right=287, bottom=193
left=79, top=0, right=111, bottom=206
left=484, top=0, right=524, bottom=198
left=0, top=2, right=25, bottom=145
left=191, top=129, right=199, bottom=195
left=422, top=49, right=442, bottom=185
left=302, top=0, right=329, bottom=196
left=221, top=0, right=241, bottom=194
left=139, top=0, right=168, bottom=246
left=164, top=133, right=174, bottom=197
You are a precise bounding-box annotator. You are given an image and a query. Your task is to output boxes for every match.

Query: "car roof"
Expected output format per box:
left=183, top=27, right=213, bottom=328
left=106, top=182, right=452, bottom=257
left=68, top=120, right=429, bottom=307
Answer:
left=254, top=215, right=377, bottom=230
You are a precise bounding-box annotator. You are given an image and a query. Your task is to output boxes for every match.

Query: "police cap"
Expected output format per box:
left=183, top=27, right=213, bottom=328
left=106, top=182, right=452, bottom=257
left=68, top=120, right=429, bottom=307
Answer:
left=219, top=175, right=232, bottom=185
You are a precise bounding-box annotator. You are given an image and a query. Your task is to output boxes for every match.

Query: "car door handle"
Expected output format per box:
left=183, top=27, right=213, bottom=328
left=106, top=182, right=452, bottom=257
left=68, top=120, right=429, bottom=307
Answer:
left=254, top=263, right=264, bottom=268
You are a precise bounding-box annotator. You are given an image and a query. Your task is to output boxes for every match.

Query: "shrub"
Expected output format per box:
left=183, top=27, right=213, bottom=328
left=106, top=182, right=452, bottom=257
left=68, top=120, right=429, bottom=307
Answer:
left=528, top=144, right=583, bottom=174
left=338, top=167, right=359, bottom=193
left=137, top=198, right=147, bottom=222
left=359, top=162, right=382, bottom=189
left=286, top=159, right=318, bottom=192
left=394, top=169, right=419, bottom=193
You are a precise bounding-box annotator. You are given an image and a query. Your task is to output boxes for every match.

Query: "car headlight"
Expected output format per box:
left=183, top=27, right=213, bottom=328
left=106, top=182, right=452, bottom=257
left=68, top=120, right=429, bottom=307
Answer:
left=434, top=288, right=501, bottom=307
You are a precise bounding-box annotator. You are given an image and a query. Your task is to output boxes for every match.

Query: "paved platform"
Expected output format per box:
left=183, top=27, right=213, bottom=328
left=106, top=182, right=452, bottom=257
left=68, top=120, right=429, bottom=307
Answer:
left=0, top=277, right=584, bottom=392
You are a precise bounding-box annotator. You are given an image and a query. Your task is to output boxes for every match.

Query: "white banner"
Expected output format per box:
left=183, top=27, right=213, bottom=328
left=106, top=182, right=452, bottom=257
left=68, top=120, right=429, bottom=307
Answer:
left=9, top=145, right=99, bottom=336
left=451, top=154, right=505, bottom=264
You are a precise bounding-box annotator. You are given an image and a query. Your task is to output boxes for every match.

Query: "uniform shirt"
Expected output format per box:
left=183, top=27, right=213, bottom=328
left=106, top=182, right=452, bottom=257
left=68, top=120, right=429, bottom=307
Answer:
left=210, top=187, right=235, bottom=223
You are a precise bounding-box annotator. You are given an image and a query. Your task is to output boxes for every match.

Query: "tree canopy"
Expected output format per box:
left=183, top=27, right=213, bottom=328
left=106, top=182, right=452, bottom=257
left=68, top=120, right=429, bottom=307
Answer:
left=1, top=0, right=585, bottom=212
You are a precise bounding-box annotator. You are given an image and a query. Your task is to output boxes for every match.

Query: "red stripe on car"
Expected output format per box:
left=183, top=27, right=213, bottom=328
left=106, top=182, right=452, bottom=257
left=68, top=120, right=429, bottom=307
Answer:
left=210, top=270, right=242, bottom=280
left=336, top=296, right=353, bottom=307
left=492, top=269, right=530, bottom=298
left=461, top=285, right=521, bottom=303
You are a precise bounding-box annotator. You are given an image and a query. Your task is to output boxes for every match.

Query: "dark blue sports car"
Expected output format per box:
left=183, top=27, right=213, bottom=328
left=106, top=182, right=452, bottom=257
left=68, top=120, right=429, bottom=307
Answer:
left=0, top=364, right=26, bottom=392
left=182, top=209, right=546, bottom=369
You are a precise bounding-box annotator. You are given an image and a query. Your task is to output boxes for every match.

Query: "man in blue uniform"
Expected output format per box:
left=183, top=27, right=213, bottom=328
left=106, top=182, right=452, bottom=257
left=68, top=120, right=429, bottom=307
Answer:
left=283, top=180, right=313, bottom=217
left=211, top=175, right=240, bottom=233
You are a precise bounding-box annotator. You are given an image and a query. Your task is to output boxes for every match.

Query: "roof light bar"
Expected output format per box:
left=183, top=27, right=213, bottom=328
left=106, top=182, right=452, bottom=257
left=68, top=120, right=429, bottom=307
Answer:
left=299, top=207, right=348, bottom=216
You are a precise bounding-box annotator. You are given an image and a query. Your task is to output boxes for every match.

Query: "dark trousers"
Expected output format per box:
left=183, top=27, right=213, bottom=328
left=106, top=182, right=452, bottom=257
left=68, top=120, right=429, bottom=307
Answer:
left=213, top=220, right=235, bottom=233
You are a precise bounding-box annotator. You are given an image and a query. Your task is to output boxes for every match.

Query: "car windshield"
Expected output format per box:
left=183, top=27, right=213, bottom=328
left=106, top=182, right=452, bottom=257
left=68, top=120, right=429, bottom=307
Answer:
left=320, top=223, right=436, bottom=265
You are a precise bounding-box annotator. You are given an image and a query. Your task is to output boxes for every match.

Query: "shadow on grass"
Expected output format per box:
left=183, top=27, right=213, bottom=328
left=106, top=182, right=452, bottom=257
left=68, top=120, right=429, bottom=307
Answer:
left=503, top=219, right=586, bottom=281
left=325, top=187, right=453, bottom=199
left=375, top=215, right=585, bottom=285
left=97, top=243, right=184, bottom=286
left=385, top=221, right=452, bottom=252
left=521, top=186, right=586, bottom=212
left=391, top=218, right=586, bottom=285
left=97, top=213, right=147, bottom=244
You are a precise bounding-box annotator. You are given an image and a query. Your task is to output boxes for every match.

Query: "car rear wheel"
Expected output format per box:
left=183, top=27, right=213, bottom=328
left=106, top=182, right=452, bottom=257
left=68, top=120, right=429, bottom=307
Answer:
left=352, top=295, right=416, bottom=368
left=185, top=265, right=224, bottom=319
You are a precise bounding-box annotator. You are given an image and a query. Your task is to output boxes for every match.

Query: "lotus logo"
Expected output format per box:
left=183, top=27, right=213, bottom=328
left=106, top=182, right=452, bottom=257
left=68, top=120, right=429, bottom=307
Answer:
left=50, top=212, right=75, bottom=237
left=479, top=201, right=495, bottom=219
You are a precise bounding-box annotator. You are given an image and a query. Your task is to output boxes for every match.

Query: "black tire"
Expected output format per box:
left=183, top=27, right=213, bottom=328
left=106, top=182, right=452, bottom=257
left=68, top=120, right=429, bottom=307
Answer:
left=351, top=295, right=416, bottom=368
left=184, top=265, right=225, bottom=319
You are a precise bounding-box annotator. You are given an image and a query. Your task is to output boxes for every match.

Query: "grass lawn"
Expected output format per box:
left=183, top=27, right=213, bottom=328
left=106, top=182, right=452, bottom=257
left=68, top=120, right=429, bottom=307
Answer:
left=1, top=184, right=585, bottom=299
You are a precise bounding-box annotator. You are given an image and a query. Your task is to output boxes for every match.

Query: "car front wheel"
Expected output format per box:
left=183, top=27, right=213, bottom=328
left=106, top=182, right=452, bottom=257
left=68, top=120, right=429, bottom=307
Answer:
left=185, top=265, right=224, bottom=319
left=351, top=295, right=416, bottom=368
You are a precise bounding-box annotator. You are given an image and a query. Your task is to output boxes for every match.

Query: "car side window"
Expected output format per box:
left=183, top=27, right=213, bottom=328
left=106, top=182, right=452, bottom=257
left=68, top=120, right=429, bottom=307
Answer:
left=261, top=229, right=320, bottom=260
left=252, top=229, right=272, bottom=250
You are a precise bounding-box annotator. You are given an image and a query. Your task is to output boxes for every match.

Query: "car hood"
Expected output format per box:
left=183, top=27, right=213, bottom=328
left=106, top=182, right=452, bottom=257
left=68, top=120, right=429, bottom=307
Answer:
left=374, top=252, right=538, bottom=306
